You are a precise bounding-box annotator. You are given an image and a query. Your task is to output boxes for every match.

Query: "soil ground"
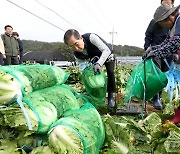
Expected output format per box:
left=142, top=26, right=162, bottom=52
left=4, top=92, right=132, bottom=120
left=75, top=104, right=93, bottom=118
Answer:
left=98, top=92, right=163, bottom=116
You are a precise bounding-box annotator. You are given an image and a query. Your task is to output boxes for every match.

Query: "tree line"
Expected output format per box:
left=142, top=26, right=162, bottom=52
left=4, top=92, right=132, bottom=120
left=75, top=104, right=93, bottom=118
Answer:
left=22, top=40, right=144, bottom=61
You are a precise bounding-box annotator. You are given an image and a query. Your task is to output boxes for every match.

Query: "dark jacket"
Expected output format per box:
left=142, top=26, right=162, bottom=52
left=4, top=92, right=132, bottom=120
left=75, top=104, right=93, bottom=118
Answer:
left=0, top=53, right=3, bottom=65
left=1, top=34, right=19, bottom=56
left=144, top=19, right=169, bottom=50
left=17, top=39, right=23, bottom=57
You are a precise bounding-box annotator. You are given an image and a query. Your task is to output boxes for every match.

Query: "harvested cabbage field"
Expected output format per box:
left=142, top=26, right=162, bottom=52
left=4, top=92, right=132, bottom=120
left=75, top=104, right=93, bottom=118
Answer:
left=0, top=64, right=180, bottom=154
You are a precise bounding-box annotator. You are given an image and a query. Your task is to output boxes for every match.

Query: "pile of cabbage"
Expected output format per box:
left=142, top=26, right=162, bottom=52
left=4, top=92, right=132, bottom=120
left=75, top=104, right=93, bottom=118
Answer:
left=0, top=65, right=105, bottom=154
left=1, top=64, right=180, bottom=154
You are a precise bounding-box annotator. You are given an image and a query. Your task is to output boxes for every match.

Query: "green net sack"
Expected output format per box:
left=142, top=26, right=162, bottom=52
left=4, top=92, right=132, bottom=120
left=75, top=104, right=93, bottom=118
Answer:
left=0, top=69, right=22, bottom=105
left=0, top=85, right=80, bottom=134
left=49, top=103, right=105, bottom=154
left=23, top=85, right=80, bottom=118
left=0, top=103, right=55, bottom=134
left=124, top=59, right=168, bottom=102
left=59, top=84, right=98, bottom=107
left=75, top=93, right=97, bottom=107
left=82, top=66, right=107, bottom=105
left=0, top=65, right=69, bottom=96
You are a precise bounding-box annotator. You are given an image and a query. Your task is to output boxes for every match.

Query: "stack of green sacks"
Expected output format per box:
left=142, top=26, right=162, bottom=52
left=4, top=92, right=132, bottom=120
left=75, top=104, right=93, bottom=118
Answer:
left=0, top=65, right=105, bottom=153
left=0, top=85, right=80, bottom=134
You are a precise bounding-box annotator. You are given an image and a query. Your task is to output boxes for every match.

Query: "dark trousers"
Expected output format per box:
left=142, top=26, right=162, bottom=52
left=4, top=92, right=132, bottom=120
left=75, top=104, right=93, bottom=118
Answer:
left=0, top=53, right=3, bottom=65
left=153, top=56, right=173, bottom=72
left=105, top=61, right=116, bottom=93
left=153, top=56, right=173, bottom=98
left=19, top=56, right=23, bottom=64
left=4, top=55, right=19, bottom=65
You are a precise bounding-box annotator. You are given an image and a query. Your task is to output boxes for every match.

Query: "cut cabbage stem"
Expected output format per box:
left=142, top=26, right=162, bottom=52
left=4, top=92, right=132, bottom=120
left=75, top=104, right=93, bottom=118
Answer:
left=53, top=126, right=81, bottom=150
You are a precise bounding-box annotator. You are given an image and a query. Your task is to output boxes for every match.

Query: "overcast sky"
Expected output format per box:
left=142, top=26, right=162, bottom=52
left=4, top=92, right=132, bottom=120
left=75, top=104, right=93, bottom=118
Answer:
left=1, top=0, right=179, bottom=48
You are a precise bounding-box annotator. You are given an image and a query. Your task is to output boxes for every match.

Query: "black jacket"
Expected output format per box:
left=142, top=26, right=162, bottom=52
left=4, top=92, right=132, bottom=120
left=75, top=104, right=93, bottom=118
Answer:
left=17, top=39, right=23, bottom=57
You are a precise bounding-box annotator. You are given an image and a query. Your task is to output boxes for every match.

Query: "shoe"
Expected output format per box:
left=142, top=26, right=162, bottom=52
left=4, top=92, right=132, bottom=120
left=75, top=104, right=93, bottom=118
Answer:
left=108, top=92, right=116, bottom=108
left=152, top=94, right=163, bottom=110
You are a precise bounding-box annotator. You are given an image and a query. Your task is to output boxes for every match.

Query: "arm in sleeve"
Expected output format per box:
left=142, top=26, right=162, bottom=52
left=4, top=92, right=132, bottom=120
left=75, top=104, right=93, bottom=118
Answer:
left=89, top=34, right=111, bottom=66
left=18, top=39, right=24, bottom=56
left=144, top=20, right=154, bottom=50
left=15, top=39, right=19, bottom=54
left=18, top=39, right=23, bottom=52
left=0, top=36, right=5, bottom=54
left=174, top=15, right=180, bottom=36
left=152, top=36, right=180, bottom=58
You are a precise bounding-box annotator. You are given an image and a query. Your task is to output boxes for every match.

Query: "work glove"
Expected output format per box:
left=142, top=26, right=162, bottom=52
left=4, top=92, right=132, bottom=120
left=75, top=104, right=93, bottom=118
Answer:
left=173, top=54, right=179, bottom=62
left=94, top=63, right=101, bottom=74
left=142, top=46, right=155, bottom=60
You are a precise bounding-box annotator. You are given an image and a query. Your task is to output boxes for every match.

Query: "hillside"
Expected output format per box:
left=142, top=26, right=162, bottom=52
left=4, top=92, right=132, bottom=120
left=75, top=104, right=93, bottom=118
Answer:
left=22, top=40, right=144, bottom=61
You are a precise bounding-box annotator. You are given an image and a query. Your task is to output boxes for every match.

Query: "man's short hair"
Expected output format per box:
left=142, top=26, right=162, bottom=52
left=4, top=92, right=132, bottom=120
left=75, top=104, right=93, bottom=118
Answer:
left=4, top=25, right=13, bottom=30
left=161, top=0, right=175, bottom=4
left=12, top=32, right=19, bottom=37
left=64, top=29, right=80, bottom=44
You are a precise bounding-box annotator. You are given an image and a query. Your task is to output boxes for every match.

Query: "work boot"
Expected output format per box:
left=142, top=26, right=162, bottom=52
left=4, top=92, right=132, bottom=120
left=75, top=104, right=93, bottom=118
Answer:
left=169, top=109, right=180, bottom=124
left=108, top=92, right=116, bottom=108
left=152, top=94, right=163, bottom=110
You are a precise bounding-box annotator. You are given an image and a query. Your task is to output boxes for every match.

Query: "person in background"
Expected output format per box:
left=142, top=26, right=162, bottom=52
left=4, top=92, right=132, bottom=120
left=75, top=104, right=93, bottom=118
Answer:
left=64, top=29, right=116, bottom=109
left=13, top=32, right=24, bottom=64
left=1, top=25, right=19, bottom=65
left=145, top=4, right=180, bottom=123
left=144, top=0, right=175, bottom=110
left=161, top=0, right=174, bottom=6
left=145, top=4, right=180, bottom=61
left=0, top=36, right=5, bottom=65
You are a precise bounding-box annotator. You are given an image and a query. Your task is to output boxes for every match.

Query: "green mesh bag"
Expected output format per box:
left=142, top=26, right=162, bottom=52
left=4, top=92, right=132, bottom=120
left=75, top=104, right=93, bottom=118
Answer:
left=0, top=85, right=80, bottom=134
left=0, top=65, right=69, bottom=95
left=75, top=93, right=97, bottom=107
left=124, top=59, right=168, bottom=102
left=82, top=66, right=107, bottom=105
left=22, top=85, right=80, bottom=133
left=23, top=85, right=80, bottom=118
left=49, top=103, right=105, bottom=154
left=0, top=102, right=57, bottom=134
left=59, top=84, right=98, bottom=107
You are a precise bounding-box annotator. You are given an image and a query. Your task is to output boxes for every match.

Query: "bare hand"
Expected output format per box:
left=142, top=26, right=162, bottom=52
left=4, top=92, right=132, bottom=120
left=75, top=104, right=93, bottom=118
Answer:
left=2, top=54, right=6, bottom=59
left=17, top=55, right=20, bottom=60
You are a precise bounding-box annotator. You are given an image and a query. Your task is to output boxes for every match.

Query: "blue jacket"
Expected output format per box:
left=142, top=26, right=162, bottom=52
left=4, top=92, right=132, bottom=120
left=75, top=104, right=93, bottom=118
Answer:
left=144, top=19, right=169, bottom=50
left=174, top=15, right=180, bottom=36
